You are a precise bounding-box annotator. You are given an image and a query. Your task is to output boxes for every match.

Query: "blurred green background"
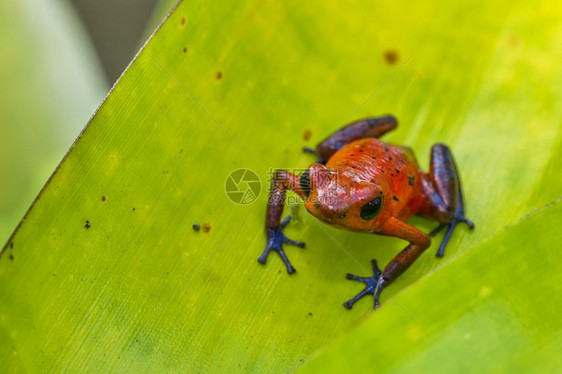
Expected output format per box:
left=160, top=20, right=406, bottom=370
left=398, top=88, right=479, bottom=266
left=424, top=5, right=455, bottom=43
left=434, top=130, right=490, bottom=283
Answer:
left=0, top=0, right=170, bottom=246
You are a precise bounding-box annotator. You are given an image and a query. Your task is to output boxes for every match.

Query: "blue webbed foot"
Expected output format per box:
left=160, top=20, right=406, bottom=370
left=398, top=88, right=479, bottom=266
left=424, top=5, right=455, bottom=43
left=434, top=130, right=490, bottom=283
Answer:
left=344, top=260, right=385, bottom=309
left=258, top=216, right=305, bottom=274
left=429, top=195, right=475, bottom=257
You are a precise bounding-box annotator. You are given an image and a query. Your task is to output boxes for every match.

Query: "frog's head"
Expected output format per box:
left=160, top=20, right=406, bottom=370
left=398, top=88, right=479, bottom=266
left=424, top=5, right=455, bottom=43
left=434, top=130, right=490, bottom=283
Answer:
left=300, top=163, right=386, bottom=232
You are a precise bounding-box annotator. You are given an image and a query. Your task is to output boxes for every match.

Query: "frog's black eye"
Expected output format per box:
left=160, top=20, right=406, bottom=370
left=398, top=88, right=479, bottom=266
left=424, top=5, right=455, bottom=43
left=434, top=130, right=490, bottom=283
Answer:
left=300, top=169, right=311, bottom=198
left=360, top=196, right=383, bottom=221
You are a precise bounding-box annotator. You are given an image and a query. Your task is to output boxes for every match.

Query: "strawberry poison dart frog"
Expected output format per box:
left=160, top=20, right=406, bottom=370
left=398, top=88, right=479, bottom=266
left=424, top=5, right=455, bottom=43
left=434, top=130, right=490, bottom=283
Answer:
left=258, top=115, right=474, bottom=309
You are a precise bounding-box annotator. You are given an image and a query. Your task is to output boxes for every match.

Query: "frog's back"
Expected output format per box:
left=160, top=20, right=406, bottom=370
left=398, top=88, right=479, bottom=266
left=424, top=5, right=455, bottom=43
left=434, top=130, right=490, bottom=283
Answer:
left=325, top=138, right=425, bottom=220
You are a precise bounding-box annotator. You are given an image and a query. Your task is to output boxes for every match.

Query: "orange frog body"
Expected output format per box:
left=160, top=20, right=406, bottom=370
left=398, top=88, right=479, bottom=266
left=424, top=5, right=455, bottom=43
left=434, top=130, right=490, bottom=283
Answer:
left=259, top=115, right=474, bottom=309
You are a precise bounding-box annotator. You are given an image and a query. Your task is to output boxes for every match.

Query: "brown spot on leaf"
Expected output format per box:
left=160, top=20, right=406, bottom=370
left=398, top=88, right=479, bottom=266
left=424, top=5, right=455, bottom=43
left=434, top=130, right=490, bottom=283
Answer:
left=384, top=50, right=399, bottom=65
left=303, top=129, right=312, bottom=141
left=101, top=196, right=106, bottom=202
left=202, top=223, right=211, bottom=233
left=508, top=35, right=519, bottom=47
left=215, top=71, right=223, bottom=80
left=183, top=46, right=188, bottom=53
left=180, top=17, right=186, bottom=26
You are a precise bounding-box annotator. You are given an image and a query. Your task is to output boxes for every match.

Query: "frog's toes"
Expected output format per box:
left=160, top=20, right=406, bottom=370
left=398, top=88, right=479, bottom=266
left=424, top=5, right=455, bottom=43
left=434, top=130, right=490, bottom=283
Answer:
left=431, top=214, right=475, bottom=258
left=344, top=260, right=385, bottom=310
left=258, top=216, right=305, bottom=274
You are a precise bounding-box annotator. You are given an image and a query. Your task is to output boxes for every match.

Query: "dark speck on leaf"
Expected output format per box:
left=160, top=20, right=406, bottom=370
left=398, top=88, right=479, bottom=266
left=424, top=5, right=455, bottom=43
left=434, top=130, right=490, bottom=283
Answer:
left=9, top=254, right=14, bottom=261
left=183, top=46, right=188, bottom=53
left=132, top=208, right=136, bottom=211
left=308, top=312, right=313, bottom=316
left=202, top=223, right=211, bottom=233
left=10, top=242, right=13, bottom=249
left=180, top=17, right=186, bottom=25
left=303, top=129, right=312, bottom=141
left=101, top=196, right=106, bottom=201
left=192, top=223, right=201, bottom=232
left=215, top=71, right=223, bottom=80
left=85, top=220, right=91, bottom=229
left=384, top=50, right=399, bottom=65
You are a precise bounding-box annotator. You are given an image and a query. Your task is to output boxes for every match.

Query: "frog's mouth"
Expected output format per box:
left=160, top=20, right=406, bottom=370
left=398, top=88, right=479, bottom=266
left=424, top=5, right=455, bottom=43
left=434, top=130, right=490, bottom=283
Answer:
left=304, top=198, right=348, bottom=227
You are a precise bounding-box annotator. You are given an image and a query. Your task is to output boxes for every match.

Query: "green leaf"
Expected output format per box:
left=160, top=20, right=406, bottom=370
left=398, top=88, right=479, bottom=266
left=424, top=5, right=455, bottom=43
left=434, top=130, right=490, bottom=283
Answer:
left=0, top=0, right=107, bottom=242
left=300, top=199, right=562, bottom=373
left=1, top=0, right=561, bottom=372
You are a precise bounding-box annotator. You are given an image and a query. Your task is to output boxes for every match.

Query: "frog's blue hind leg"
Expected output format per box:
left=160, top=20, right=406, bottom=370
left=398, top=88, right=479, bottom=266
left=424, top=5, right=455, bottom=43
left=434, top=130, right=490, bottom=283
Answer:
left=302, top=115, right=398, bottom=162
left=424, top=144, right=474, bottom=257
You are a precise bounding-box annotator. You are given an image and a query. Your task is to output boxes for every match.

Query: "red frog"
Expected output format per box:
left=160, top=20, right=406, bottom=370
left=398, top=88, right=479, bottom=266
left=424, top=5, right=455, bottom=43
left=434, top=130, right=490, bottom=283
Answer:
left=258, top=115, right=474, bottom=309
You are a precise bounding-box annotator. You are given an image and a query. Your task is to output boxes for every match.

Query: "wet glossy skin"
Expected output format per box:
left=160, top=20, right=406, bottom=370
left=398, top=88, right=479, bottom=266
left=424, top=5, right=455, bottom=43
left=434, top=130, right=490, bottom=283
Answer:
left=305, top=138, right=426, bottom=233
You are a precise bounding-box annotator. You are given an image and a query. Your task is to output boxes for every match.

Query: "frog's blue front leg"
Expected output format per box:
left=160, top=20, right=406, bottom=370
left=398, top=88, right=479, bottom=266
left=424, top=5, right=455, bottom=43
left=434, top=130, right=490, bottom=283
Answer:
left=259, top=170, right=306, bottom=274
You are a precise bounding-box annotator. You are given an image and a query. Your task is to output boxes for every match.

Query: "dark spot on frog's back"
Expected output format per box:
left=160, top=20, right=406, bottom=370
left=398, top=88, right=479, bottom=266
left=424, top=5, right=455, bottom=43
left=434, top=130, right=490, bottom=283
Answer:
left=392, top=195, right=399, bottom=201
left=408, top=175, right=415, bottom=186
